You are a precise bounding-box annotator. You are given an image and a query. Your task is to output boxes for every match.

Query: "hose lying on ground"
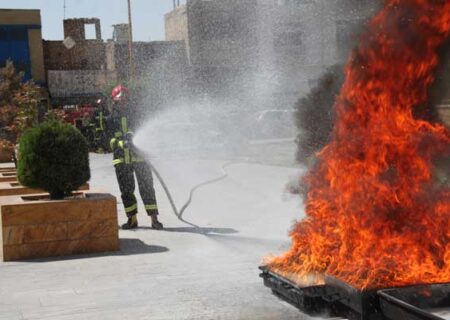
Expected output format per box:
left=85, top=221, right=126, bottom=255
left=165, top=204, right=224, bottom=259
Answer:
left=147, top=160, right=236, bottom=228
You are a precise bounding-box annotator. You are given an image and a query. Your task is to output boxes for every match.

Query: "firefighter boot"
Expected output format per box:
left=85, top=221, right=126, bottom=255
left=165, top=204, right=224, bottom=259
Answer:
left=122, top=215, right=138, bottom=230
left=150, top=213, right=163, bottom=230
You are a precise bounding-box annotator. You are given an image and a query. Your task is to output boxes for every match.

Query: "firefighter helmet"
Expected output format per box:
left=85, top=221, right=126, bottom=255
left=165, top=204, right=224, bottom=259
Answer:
left=111, top=84, right=129, bottom=102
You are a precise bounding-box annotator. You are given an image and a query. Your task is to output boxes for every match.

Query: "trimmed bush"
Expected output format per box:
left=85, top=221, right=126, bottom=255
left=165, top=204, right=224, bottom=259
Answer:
left=17, top=121, right=90, bottom=200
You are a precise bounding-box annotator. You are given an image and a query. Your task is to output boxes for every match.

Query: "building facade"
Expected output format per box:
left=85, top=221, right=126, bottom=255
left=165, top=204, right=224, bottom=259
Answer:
left=165, top=0, right=380, bottom=108
left=44, top=18, right=190, bottom=109
left=43, top=18, right=113, bottom=106
left=0, top=9, right=45, bottom=84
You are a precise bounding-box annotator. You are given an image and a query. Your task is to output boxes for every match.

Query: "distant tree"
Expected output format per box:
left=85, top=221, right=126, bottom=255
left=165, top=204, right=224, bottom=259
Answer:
left=0, top=60, right=41, bottom=147
left=14, top=81, right=40, bottom=135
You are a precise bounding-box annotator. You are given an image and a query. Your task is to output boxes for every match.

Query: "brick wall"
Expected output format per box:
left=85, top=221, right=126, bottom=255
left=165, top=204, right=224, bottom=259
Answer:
left=43, top=40, right=106, bottom=71
left=64, top=18, right=102, bottom=41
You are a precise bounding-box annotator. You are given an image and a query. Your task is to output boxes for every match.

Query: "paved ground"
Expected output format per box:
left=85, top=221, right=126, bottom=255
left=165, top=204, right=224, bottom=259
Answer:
left=0, top=141, right=324, bottom=320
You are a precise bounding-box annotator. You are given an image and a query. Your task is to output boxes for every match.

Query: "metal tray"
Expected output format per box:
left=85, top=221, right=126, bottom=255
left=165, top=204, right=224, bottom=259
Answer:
left=259, top=266, right=328, bottom=314
left=324, top=275, right=385, bottom=320
left=260, top=266, right=450, bottom=320
left=378, top=283, right=450, bottom=320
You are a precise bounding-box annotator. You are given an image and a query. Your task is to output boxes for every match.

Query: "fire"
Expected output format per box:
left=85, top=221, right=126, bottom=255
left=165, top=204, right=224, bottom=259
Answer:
left=267, top=0, right=450, bottom=289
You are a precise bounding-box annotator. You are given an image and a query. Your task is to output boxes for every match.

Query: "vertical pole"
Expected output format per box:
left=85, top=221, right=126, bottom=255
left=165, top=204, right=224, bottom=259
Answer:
left=173, top=0, right=176, bottom=8
left=127, top=0, right=134, bottom=81
left=64, top=0, right=66, bottom=19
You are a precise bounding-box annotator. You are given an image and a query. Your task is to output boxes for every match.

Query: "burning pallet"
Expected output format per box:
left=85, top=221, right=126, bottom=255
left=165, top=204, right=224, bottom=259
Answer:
left=260, top=266, right=450, bottom=320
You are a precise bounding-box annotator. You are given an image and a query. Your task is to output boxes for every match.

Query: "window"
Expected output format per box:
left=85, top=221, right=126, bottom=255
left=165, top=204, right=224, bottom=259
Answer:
left=84, top=24, right=97, bottom=40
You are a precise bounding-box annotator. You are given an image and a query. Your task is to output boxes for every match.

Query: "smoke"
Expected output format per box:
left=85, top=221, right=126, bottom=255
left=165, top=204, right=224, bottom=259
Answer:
left=294, top=64, right=345, bottom=167
left=292, top=38, right=450, bottom=176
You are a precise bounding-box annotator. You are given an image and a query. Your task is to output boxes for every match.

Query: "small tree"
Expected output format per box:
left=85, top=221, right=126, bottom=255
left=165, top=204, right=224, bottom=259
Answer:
left=0, top=60, right=22, bottom=105
left=17, top=121, right=90, bottom=200
left=14, top=81, right=40, bottom=134
left=0, top=60, right=41, bottom=145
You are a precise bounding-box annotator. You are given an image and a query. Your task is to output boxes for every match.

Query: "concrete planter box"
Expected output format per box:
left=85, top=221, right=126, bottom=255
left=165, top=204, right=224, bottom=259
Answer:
left=0, top=192, right=119, bottom=261
left=0, top=172, right=17, bottom=183
left=0, top=182, right=89, bottom=196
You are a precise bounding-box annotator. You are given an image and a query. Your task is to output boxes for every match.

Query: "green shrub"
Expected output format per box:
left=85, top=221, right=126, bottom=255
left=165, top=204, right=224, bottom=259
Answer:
left=17, top=121, right=90, bottom=199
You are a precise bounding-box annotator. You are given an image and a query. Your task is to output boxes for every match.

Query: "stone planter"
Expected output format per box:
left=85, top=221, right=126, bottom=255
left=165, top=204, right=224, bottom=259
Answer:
left=0, top=192, right=119, bottom=261
left=0, top=182, right=89, bottom=196
left=0, top=172, right=17, bottom=183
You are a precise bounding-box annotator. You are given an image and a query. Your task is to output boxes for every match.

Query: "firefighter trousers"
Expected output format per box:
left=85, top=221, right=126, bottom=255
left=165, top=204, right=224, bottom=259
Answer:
left=114, top=161, right=159, bottom=218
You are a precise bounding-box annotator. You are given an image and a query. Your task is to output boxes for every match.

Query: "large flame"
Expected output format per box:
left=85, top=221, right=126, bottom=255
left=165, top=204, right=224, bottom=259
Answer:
left=268, top=0, right=450, bottom=289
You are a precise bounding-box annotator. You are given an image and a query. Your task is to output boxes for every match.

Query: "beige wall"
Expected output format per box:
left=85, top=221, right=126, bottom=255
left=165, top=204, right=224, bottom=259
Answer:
left=28, top=29, right=45, bottom=82
left=0, top=9, right=41, bottom=25
left=165, top=6, right=189, bottom=42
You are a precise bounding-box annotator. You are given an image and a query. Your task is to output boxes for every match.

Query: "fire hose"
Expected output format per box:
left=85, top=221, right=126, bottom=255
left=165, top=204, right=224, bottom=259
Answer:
left=127, top=137, right=238, bottom=228
left=147, top=160, right=236, bottom=228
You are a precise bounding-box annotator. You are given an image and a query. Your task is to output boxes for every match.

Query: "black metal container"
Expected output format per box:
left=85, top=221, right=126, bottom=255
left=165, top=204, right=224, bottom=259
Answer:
left=378, top=283, right=450, bottom=320
left=259, top=266, right=328, bottom=314
left=260, top=266, right=450, bottom=320
left=323, top=275, right=385, bottom=320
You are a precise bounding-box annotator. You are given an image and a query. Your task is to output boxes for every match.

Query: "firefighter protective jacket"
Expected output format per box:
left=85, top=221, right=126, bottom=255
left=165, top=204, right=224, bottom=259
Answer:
left=109, top=106, right=145, bottom=166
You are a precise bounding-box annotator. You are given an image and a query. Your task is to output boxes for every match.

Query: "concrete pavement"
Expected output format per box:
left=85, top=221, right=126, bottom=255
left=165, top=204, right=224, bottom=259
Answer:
left=0, top=152, right=318, bottom=320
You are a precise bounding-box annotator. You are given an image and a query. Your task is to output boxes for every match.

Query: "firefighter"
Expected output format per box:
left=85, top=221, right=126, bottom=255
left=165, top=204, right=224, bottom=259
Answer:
left=92, top=99, right=109, bottom=153
left=109, top=84, right=163, bottom=230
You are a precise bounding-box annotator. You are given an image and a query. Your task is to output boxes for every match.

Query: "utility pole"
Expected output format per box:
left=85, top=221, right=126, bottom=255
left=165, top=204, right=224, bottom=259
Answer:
left=127, top=0, right=134, bottom=81
left=63, top=0, right=66, bottom=19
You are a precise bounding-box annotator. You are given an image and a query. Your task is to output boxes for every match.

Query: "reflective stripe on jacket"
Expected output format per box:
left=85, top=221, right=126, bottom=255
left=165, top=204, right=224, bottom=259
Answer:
left=110, top=110, right=144, bottom=166
left=95, top=111, right=104, bottom=131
